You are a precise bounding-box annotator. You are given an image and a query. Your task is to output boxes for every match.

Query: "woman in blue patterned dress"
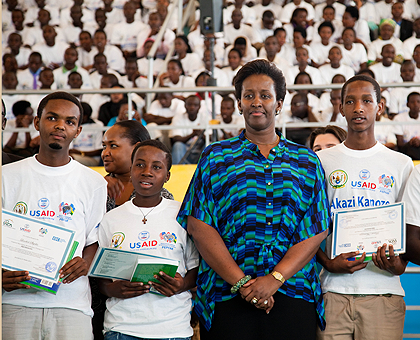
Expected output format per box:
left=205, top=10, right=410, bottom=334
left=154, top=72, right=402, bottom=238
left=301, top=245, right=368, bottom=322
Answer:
left=177, top=59, right=331, bottom=339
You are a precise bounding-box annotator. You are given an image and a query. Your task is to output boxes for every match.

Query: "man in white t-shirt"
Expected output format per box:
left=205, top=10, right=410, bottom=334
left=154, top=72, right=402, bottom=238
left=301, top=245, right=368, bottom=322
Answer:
left=369, top=44, right=403, bottom=84
left=2, top=91, right=107, bottom=340
left=316, top=75, right=413, bottom=340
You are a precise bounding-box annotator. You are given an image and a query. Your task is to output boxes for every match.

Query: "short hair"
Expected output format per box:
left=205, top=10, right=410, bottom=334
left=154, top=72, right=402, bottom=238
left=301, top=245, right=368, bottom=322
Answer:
left=274, top=27, right=286, bottom=36
left=228, top=48, right=243, bottom=59
left=341, top=75, right=381, bottom=104
left=94, top=29, right=107, bottom=39
left=29, top=51, right=42, bottom=61
left=195, top=70, right=210, bottom=85
left=2, top=53, right=15, bottom=64
left=131, top=139, right=172, bottom=171
left=175, top=35, right=192, bottom=53
left=345, top=6, right=359, bottom=20
left=12, top=100, right=31, bottom=117
left=168, top=59, right=185, bottom=75
left=381, top=43, right=395, bottom=53
left=342, top=27, right=356, bottom=36
left=81, top=102, right=92, bottom=119
left=222, top=96, right=235, bottom=105
left=357, top=68, right=375, bottom=78
left=37, top=91, right=84, bottom=126
left=233, top=59, right=286, bottom=101
left=8, top=32, right=22, bottom=42
left=69, top=71, right=82, bottom=79
left=318, top=21, right=335, bottom=34
left=407, top=91, right=420, bottom=102
left=94, top=52, right=107, bottom=62
left=332, top=73, right=346, bottom=83
left=291, top=7, right=307, bottom=23
left=323, top=5, right=335, bottom=13
left=113, top=120, right=150, bottom=146
left=262, top=10, right=274, bottom=19
left=79, top=30, right=91, bottom=39
left=294, top=26, right=307, bottom=39
left=102, top=73, right=119, bottom=87
left=234, top=37, right=247, bottom=46
left=309, top=125, right=347, bottom=150
left=294, top=71, right=313, bottom=84
left=119, top=98, right=138, bottom=110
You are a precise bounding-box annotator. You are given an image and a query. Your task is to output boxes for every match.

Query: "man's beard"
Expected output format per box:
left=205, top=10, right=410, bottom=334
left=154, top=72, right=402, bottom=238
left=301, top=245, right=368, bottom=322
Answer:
left=49, top=142, right=62, bottom=150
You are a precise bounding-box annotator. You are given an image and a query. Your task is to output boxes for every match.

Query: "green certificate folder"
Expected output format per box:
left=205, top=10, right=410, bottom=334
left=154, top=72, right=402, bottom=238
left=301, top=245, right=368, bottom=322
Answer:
left=130, top=257, right=179, bottom=284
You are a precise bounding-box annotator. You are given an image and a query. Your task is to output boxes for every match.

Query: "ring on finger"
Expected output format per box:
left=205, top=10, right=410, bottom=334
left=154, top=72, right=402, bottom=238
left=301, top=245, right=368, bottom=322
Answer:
left=251, top=297, right=258, bottom=304
left=264, top=300, right=268, bottom=305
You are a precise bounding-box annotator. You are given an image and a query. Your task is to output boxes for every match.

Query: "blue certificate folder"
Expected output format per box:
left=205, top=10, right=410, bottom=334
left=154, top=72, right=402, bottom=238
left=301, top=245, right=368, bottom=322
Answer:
left=2, top=209, right=77, bottom=293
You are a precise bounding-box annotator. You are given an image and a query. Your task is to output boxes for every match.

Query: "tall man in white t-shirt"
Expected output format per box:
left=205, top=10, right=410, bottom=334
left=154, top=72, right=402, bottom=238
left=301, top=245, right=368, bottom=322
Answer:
left=2, top=91, right=107, bottom=340
left=316, top=75, right=413, bottom=340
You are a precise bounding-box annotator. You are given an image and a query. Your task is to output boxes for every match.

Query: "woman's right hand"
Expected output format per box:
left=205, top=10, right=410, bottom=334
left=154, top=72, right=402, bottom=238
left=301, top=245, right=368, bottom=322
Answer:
left=105, top=280, right=150, bottom=299
left=105, top=176, right=125, bottom=199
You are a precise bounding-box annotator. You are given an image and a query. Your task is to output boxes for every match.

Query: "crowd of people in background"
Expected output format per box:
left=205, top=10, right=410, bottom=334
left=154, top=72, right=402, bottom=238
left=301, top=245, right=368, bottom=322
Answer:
left=3, top=0, right=420, bottom=164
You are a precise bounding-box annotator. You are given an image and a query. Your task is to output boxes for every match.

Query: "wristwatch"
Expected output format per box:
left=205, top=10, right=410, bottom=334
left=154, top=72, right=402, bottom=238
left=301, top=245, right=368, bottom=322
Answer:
left=271, top=271, right=285, bottom=284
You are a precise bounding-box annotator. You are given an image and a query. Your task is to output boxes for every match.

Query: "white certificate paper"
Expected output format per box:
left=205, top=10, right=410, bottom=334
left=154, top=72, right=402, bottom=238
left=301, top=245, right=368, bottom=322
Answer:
left=2, top=210, right=76, bottom=281
left=331, top=203, right=405, bottom=259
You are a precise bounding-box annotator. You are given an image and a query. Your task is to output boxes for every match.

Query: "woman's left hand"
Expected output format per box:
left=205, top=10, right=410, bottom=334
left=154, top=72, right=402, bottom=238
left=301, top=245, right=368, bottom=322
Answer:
left=240, top=275, right=282, bottom=307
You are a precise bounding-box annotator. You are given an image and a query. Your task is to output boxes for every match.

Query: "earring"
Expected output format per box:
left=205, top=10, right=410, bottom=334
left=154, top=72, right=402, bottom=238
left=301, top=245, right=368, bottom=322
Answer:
left=276, top=110, right=280, bottom=116
left=239, top=110, right=243, bottom=115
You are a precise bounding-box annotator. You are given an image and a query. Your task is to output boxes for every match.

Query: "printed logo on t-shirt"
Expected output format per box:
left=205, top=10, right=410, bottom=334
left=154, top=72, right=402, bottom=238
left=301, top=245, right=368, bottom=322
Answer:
left=359, top=169, right=370, bottom=180
left=329, top=170, right=348, bottom=189
left=13, top=201, right=28, bottom=215
left=331, top=196, right=390, bottom=210
left=138, top=231, right=150, bottom=241
left=159, top=232, right=177, bottom=250
left=38, top=198, right=50, bottom=209
left=57, top=202, right=76, bottom=222
left=378, top=174, right=394, bottom=194
left=111, top=232, right=125, bottom=248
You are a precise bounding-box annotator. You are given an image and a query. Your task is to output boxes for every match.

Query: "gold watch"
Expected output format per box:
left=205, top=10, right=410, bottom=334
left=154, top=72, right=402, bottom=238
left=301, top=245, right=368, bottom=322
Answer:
left=271, top=271, right=285, bottom=284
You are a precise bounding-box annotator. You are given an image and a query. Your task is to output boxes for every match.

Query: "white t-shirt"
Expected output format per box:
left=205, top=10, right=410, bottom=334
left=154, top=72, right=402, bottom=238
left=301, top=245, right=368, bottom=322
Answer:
left=162, top=75, right=196, bottom=97
left=2, top=156, right=107, bottom=316
left=309, top=41, right=338, bottom=65
left=281, top=1, right=315, bottom=23
left=148, top=98, right=185, bottom=119
left=88, top=45, right=125, bottom=74
left=53, top=66, right=92, bottom=89
left=32, top=41, right=70, bottom=68
left=289, top=65, right=325, bottom=85
left=403, top=35, right=420, bottom=60
left=388, top=86, right=420, bottom=115
left=174, top=53, right=203, bottom=77
left=2, top=119, right=39, bottom=148
left=369, top=62, right=403, bottom=84
left=223, top=23, right=258, bottom=46
left=401, top=164, right=420, bottom=227
left=393, top=111, right=420, bottom=142
left=318, top=63, right=355, bottom=83
left=110, top=21, right=147, bottom=53
left=339, top=43, right=368, bottom=73
left=98, top=198, right=199, bottom=338
left=70, top=121, right=104, bottom=153
left=314, top=2, right=346, bottom=22
left=317, top=142, right=413, bottom=296
left=367, top=37, right=404, bottom=61
left=375, top=116, right=397, bottom=146
left=169, top=111, right=206, bottom=139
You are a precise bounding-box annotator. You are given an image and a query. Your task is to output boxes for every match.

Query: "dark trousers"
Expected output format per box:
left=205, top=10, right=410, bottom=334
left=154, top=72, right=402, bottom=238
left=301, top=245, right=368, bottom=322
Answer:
left=200, top=292, right=317, bottom=340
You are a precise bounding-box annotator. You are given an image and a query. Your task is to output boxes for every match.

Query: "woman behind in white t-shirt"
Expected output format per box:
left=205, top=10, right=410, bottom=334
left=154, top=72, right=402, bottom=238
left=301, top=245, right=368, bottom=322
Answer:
left=173, top=35, right=202, bottom=77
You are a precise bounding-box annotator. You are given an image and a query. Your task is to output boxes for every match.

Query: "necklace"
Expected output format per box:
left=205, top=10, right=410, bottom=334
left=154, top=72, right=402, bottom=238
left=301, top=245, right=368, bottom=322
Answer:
left=138, top=206, right=157, bottom=224
left=245, top=133, right=280, bottom=146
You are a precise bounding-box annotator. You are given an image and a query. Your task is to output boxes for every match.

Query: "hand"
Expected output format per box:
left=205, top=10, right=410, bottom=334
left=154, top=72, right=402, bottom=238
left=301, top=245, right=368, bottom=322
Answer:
left=2, top=269, right=31, bottom=292
left=409, top=137, right=420, bottom=147
left=69, top=149, right=81, bottom=155
left=372, top=244, right=407, bottom=275
left=16, top=115, right=31, bottom=128
left=324, top=251, right=368, bottom=274
left=59, top=256, right=89, bottom=283
left=105, top=280, right=150, bottom=299
left=105, top=176, right=125, bottom=199
left=193, top=129, right=202, bottom=136
left=133, top=110, right=142, bottom=122
left=29, top=135, right=40, bottom=148
left=149, top=272, right=185, bottom=297
left=240, top=275, right=282, bottom=309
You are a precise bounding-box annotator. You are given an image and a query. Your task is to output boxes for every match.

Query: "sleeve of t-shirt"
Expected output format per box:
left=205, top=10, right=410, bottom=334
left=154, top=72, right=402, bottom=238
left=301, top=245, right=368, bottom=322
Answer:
left=393, top=115, right=404, bottom=136
left=183, top=232, right=200, bottom=271
left=291, top=154, right=331, bottom=244
left=177, top=146, right=220, bottom=233
left=402, top=164, right=420, bottom=227
left=85, top=179, right=107, bottom=246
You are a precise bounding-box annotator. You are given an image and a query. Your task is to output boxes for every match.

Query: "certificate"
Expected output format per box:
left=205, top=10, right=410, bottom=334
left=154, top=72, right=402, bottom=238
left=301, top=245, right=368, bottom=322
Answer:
left=2, top=209, right=76, bottom=282
left=88, top=247, right=179, bottom=281
left=331, top=203, right=405, bottom=259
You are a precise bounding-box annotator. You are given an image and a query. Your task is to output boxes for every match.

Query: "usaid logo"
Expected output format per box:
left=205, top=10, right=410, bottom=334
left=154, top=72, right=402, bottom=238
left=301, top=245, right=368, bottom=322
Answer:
left=359, top=169, right=370, bottom=180
left=38, top=198, right=50, bottom=209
